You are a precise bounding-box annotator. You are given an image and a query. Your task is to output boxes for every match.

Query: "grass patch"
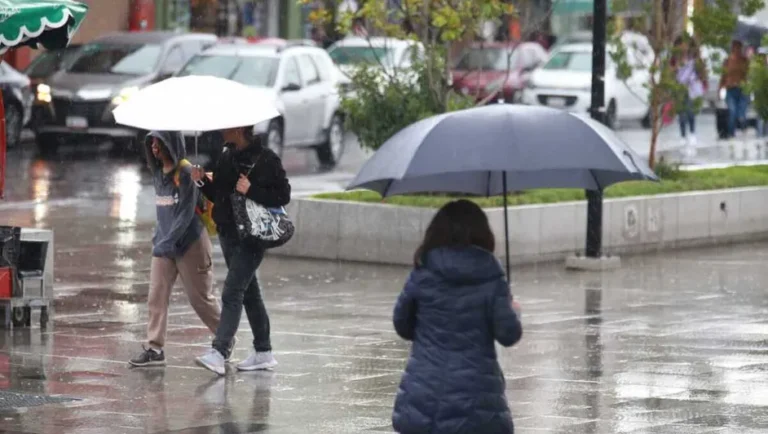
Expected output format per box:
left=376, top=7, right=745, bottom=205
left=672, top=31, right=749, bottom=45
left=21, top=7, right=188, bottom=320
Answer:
left=315, top=165, right=768, bottom=208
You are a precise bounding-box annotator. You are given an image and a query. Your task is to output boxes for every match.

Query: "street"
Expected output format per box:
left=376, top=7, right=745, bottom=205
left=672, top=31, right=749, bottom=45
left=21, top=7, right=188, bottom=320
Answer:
left=0, top=115, right=767, bottom=433
left=0, top=197, right=768, bottom=432
left=3, top=114, right=766, bottom=231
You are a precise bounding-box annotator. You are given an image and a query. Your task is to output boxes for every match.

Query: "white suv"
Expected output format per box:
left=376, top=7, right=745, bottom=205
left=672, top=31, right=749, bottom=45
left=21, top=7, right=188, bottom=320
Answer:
left=177, top=42, right=345, bottom=168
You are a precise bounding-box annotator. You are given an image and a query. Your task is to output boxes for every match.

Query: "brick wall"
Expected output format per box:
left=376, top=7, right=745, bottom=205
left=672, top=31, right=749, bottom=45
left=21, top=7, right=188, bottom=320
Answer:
left=71, top=0, right=132, bottom=44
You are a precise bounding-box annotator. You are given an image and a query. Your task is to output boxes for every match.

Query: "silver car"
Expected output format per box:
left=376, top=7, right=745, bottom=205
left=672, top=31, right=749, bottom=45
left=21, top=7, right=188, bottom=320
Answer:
left=177, top=43, right=346, bottom=168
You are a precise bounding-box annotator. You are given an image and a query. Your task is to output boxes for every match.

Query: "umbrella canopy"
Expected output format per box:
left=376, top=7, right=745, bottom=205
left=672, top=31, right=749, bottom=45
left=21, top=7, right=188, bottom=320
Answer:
left=112, top=75, right=280, bottom=132
left=0, top=0, right=88, bottom=54
left=348, top=104, right=658, bottom=196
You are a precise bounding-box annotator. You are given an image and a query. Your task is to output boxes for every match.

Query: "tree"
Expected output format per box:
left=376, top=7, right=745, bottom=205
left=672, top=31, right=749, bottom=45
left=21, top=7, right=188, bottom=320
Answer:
left=301, top=0, right=553, bottom=150
left=610, top=0, right=765, bottom=168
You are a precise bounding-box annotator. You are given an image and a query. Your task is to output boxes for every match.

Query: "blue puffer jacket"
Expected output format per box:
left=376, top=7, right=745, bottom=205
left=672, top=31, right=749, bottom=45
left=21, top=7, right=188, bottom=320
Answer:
left=392, top=246, right=523, bottom=434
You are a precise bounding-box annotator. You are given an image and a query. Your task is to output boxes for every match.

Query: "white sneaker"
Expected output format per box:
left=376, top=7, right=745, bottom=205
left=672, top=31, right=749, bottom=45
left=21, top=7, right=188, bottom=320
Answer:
left=680, top=137, right=689, bottom=147
left=688, top=134, right=697, bottom=146
left=196, top=348, right=226, bottom=376
left=236, top=351, right=278, bottom=371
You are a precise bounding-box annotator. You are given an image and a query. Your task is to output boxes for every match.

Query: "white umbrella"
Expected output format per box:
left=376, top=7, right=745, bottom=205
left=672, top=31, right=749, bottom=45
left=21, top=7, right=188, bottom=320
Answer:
left=112, top=75, right=279, bottom=132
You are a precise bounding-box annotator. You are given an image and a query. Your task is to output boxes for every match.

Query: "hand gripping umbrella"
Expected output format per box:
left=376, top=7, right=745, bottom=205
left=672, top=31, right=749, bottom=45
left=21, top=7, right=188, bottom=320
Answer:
left=347, top=104, right=659, bottom=279
left=0, top=0, right=89, bottom=197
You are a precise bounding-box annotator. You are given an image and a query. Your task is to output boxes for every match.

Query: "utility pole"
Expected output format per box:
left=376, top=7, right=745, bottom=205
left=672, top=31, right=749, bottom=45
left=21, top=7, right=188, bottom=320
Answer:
left=585, top=0, right=607, bottom=258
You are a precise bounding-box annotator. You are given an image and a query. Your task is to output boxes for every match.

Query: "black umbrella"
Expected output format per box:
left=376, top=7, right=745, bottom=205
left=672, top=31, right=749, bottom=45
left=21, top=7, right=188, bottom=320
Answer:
left=348, top=104, right=659, bottom=278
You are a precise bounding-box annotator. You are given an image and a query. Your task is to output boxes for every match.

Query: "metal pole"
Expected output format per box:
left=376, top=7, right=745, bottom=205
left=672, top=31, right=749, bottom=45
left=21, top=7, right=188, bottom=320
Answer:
left=502, top=171, right=511, bottom=280
left=586, top=0, right=607, bottom=258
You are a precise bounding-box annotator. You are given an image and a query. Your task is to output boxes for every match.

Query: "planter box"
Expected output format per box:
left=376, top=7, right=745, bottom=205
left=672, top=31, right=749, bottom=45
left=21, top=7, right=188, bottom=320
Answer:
left=272, top=187, right=768, bottom=266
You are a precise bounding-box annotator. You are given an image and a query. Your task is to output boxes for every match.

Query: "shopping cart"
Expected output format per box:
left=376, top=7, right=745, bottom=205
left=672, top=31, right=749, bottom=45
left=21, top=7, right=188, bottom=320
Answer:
left=0, top=226, right=51, bottom=328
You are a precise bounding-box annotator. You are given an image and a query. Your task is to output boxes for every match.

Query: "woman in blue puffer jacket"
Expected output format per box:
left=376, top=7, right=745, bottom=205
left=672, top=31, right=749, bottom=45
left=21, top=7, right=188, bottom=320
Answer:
left=392, top=199, right=523, bottom=434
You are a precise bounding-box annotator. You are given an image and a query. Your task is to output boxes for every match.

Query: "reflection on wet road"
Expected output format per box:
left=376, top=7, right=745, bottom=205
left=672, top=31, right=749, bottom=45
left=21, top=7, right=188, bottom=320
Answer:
left=1, top=182, right=768, bottom=432
left=2, top=126, right=768, bottom=433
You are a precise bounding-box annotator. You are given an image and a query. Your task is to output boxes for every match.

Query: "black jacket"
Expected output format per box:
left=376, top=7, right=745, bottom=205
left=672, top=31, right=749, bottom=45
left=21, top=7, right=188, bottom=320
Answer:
left=199, top=142, right=291, bottom=230
left=392, top=246, right=522, bottom=434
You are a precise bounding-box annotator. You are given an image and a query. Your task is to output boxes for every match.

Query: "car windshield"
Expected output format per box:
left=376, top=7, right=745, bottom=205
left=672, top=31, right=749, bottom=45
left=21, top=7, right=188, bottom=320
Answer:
left=455, top=47, right=522, bottom=71
left=25, top=48, right=79, bottom=78
left=542, top=51, right=592, bottom=72
left=177, top=54, right=279, bottom=88
left=66, top=43, right=162, bottom=75
left=328, top=46, right=394, bottom=67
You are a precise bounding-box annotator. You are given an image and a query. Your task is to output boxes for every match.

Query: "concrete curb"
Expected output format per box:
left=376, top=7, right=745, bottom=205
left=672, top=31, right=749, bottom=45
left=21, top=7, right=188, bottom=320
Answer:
left=271, top=186, right=768, bottom=266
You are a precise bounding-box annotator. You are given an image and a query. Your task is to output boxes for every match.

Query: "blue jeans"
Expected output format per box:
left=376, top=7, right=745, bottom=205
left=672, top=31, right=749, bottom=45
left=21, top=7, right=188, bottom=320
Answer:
left=678, top=97, right=695, bottom=137
left=726, top=87, right=749, bottom=137
left=212, top=228, right=270, bottom=357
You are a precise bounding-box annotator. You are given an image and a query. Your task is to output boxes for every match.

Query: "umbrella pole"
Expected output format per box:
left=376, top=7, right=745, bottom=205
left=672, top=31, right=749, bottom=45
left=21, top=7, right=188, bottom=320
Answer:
left=195, top=132, right=199, bottom=156
left=502, top=172, right=510, bottom=281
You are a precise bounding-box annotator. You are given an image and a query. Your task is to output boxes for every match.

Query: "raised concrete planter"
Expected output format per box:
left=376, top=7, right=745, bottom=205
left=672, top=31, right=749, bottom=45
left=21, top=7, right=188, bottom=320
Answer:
left=272, top=186, right=768, bottom=266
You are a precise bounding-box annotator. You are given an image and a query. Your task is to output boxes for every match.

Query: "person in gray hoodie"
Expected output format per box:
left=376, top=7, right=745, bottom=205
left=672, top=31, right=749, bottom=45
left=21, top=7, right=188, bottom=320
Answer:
left=129, top=131, right=225, bottom=367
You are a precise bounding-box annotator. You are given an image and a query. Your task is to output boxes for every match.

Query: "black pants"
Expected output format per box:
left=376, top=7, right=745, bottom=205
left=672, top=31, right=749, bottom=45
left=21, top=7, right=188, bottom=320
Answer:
left=212, top=228, right=270, bottom=358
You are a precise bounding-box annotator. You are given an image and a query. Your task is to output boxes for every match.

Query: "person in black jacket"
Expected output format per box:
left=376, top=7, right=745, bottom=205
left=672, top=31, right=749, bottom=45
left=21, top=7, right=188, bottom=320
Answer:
left=191, top=125, right=291, bottom=376
left=392, top=200, right=522, bottom=434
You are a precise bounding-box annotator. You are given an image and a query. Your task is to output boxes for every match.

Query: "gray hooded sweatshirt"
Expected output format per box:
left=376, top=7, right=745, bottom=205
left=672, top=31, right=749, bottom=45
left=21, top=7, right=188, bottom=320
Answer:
left=144, top=131, right=203, bottom=259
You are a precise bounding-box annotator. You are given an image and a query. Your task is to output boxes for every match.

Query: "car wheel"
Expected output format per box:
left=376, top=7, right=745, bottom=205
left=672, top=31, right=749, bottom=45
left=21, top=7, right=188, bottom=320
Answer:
left=605, top=100, right=617, bottom=130
left=35, top=132, right=59, bottom=155
left=641, top=110, right=651, bottom=129
left=266, top=120, right=284, bottom=158
left=315, top=114, right=345, bottom=170
left=4, top=103, right=22, bottom=149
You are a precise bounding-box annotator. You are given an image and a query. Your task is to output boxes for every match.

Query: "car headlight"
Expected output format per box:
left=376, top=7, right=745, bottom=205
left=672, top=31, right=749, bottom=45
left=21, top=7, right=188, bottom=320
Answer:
left=112, top=86, right=139, bottom=105
left=525, top=80, right=536, bottom=90
left=36, top=83, right=52, bottom=103
left=719, top=88, right=726, bottom=101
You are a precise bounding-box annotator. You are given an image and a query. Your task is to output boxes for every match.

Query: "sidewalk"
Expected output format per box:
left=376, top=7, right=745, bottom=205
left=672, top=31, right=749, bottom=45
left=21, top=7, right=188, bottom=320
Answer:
left=2, top=205, right=768, bottom=433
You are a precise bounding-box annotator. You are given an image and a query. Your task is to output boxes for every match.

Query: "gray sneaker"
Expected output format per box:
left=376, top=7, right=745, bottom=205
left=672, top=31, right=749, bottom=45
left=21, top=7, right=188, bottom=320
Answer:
left=236, top=351, right=278, bottom=371
left=196, top=348, right=226, bottom=376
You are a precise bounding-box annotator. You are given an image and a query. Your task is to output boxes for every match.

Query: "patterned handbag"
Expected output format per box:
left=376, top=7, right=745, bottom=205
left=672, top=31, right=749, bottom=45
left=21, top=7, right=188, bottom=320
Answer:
left=230, top=163, right=294, bottom=249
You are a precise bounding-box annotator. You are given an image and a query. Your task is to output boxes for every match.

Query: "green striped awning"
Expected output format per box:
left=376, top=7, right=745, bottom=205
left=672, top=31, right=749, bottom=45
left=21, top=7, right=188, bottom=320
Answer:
left=0, top=0, right=89, bottom=54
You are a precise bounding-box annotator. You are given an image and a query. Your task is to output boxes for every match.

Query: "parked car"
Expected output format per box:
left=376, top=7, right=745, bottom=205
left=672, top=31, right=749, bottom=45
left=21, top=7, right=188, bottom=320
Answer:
left=176, top=43, right=346, bottom=168
left=23, top=44, right=81, bottom=130
left=33, top=31, right=217, bottom=153
left=1, top=62, right=33, bottom=148
left=521, top=42, right=651, bottom=129
left=327, top=37, right=425, bottom=91
left=451, top=42, right=548, bottom=104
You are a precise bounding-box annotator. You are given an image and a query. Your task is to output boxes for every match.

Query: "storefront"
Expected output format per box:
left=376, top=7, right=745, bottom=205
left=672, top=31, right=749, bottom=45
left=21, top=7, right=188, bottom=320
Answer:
left=154, top=0, right=302, bottom=39
left=550, top=0, right=647, bottom=39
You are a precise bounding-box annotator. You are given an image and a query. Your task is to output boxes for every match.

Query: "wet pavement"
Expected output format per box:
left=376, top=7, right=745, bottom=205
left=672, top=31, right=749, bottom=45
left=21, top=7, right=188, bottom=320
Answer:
left=2, top=169, right=768, bottom=433
left=1, top=121, right=768, bottom=433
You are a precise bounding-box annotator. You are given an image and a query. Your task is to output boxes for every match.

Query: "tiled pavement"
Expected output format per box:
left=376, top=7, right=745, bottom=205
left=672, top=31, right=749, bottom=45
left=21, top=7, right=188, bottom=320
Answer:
left=1, top=210, right=768, bottom=432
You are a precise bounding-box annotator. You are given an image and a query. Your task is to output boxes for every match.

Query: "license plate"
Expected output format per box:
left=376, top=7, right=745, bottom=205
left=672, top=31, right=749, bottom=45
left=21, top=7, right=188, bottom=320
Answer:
left=66, top=116, right=88, bottom=129
left=547, top=97, right=566, bottom=108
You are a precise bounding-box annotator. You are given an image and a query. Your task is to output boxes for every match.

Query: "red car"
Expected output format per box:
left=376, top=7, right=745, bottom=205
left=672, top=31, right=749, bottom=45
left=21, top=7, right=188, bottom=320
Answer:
left=451, top=42, right=549, bottom=104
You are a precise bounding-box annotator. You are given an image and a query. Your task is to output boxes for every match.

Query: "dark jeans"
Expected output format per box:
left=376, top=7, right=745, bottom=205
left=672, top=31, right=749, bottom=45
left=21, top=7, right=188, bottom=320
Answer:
left=678, top=97, right=696, bottom=137
left=212, top=228, right=270, bottom=357
left=726, top=87, right=749, bottom=137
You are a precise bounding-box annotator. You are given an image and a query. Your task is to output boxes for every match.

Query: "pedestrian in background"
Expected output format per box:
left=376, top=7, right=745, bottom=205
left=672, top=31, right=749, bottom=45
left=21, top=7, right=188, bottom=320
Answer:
left=129, top=131, right=222, bottom=367
left=720, top=40, right=750, bottom=139
left=391, top=199, right=523, bottom=434
left=673, top=37, right=707, bottom=151
left=192, top=126, right=291, bottom=376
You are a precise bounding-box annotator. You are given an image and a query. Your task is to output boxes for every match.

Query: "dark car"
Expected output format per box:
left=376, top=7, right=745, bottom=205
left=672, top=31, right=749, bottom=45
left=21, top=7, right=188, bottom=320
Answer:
left=33, top=31, right=217, bottom=153
left=451, top=42, right=548, bottom=104
left=0, top=62, right=33, bottom=149
left=23, top=44, right=82, bottom=130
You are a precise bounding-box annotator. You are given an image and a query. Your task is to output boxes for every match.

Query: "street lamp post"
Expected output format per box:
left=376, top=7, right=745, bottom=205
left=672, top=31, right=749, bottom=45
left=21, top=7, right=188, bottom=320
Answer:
left=585, top=0, right=607, bottom=258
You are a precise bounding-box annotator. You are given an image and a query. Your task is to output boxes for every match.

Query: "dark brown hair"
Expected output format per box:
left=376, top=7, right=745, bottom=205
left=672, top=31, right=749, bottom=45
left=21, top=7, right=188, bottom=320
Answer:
left=414, top=199, right=495, bottom=267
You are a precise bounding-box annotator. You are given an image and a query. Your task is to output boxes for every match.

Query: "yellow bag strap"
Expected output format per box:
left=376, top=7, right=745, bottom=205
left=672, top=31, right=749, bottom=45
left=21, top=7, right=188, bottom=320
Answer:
left=173, top=159, right=192, bottom=187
